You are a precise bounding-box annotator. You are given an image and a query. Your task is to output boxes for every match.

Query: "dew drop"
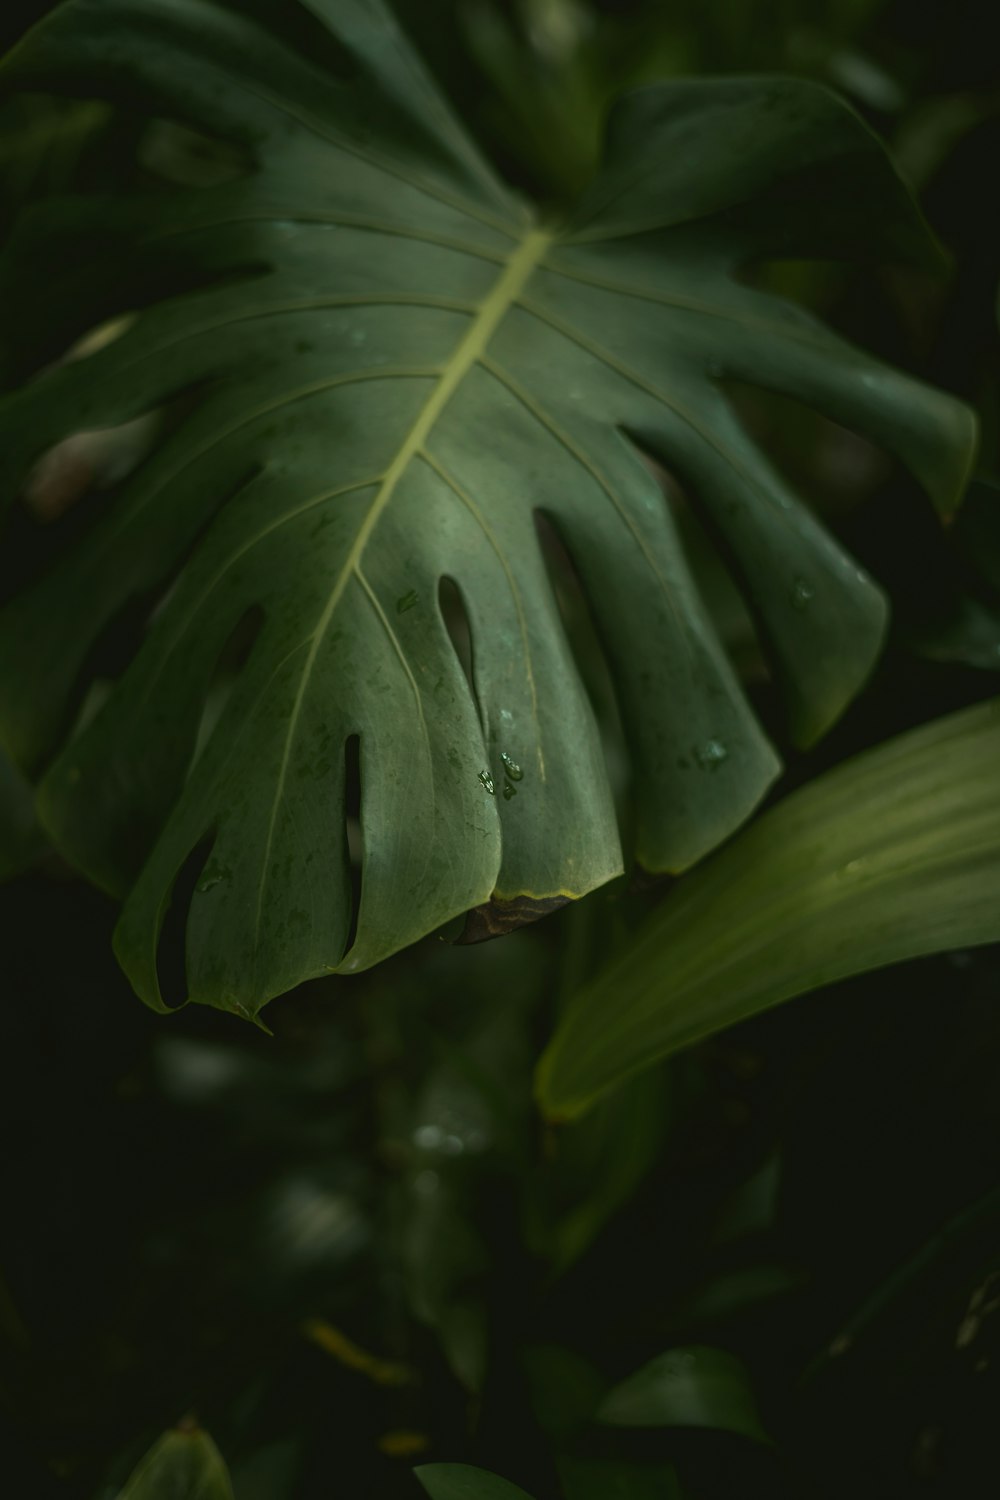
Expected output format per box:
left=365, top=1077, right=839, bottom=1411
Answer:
left=197, top=864, right=227, bottom=893
left=478, top=770, right=495, bottom=795
left=502, top=778, right=516, bottom=800
left=500, top=751, right=523, bottom=781
left=791, top=577, right=815, bottom=609
left=696, top=739, right=728, bottom=770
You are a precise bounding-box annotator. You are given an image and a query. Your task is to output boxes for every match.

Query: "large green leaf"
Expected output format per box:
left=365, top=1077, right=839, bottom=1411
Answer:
left=114, top=1425, right=234, bottom=1500
left=596, top=1345, right=769, bottom=1444
left=537, top=697, right=1000, bottom=1118
left=0, top=0, right=974, bottom=1016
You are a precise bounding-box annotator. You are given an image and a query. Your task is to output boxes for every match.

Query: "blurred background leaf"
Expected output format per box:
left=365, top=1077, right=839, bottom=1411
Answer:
left=112, top=1425, right=233, bottom=1500
left=538, top=698, right=1000, bottom=1116
left=597, top=1346, right=768, bottom=1444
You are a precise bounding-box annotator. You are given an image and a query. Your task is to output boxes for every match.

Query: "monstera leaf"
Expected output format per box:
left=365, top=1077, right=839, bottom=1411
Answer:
left=0, top=0, right=975, bottom=1016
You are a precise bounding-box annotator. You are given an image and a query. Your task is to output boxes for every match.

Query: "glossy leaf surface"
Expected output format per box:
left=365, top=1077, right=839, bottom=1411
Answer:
left=0, top=0, right=974, bottom=1015
left=539, top=698, right=1000, bottom=1117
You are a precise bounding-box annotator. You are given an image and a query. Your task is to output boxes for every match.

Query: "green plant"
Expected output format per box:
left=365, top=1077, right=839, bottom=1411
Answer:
left=2, top=3, right=999, bottom=1499
left=0, top=0, right=977, bottom=1017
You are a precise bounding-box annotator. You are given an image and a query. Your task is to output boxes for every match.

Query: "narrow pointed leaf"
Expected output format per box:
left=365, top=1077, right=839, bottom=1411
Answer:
left=115, top=1426, right=234, bottom=1500
left=538, top=698, right=1000, bottom=1118
left=0, top=1, right=974, bottom=1016
left=597, top=1345, right=768, bottom=1444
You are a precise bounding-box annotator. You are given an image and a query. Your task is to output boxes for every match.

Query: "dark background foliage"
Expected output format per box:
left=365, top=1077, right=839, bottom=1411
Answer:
left=2, top=1, right=1000, bottom=1496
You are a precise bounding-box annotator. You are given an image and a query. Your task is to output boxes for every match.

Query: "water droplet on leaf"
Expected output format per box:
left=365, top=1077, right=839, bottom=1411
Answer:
left=502, top=778, right=516, bottom=799
left=696, top=739, right=728, bottom=770
left=478, top=770, right=495, bottom=795
left=791, top=577, right=814, bottom=609
left=500, top=751, right=523, bottom=781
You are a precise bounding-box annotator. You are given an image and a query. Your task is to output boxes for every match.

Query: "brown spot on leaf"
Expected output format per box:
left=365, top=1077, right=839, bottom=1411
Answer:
left=458, top=892, right=571, bottom=944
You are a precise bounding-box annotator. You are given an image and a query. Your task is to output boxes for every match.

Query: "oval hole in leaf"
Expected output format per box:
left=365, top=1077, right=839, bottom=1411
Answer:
left=155, top=832, right=216, bottom=1008
left=137, top=119, right=255, bottom=187
left=722, top=380, right=895, bottom=523
left=22, top=413, right=162, bottom=524
left=31, top=460, right=258, bottom=773
left=13, top=386, right=202, bottom=595
left=438, top=575, right=483, bottom=731
left=343, top=731, right=362, bottom=955
left=190, top=603, right=266, bottom=773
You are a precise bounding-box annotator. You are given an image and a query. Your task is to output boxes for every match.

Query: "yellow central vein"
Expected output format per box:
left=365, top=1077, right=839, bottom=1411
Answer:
left=251, top=227, right=553, bottom=967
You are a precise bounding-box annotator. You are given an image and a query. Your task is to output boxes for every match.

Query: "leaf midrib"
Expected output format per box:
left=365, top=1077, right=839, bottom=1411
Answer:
left=249, top=226, right=553, bottom=979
